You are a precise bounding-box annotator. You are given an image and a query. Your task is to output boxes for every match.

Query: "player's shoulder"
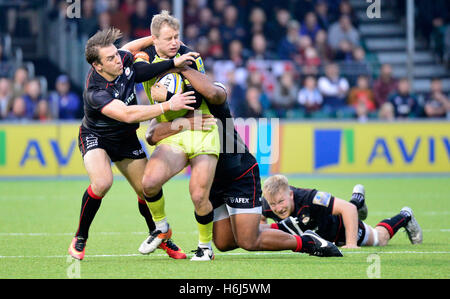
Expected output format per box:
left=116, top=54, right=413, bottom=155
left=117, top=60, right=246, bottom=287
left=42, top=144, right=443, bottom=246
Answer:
left=143, top=45, right=157, bottom=60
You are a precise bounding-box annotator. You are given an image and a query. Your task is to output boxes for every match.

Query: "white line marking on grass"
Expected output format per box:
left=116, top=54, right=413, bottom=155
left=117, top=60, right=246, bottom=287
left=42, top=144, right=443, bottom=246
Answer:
left=1, top=251, right=450, bottom=259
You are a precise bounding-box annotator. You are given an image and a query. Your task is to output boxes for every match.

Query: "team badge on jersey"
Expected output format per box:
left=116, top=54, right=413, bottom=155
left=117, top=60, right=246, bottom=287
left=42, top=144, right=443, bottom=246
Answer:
left=312, top=191, right=331, bottom=207
left=195, top=57, right=205, bottom=74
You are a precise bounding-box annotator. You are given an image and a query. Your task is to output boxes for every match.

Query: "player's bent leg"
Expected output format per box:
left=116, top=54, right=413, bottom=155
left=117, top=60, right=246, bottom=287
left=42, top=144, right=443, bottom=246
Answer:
left=69, top=149, right=113, bottom=260
left=213, top=211, right=239, bottom=251
left=83, top=148, right=114, bottom=197
left=140, top=145, right=187, bottom=254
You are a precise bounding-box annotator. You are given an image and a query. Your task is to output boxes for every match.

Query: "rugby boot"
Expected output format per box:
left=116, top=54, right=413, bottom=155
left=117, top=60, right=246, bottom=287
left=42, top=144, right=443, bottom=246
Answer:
left=159, top=239, right=187, bottom=259
left=190, top=246, right=215, bottom=261
left=350, top=184, right=368, bottom=220
left=68, top=236, right=86, bottom=260
left=401, top=207, right=423, bottom=244
left=302, top=230, right=343, bottom=257
left=138, top=227, right=172, bottom=254
left=278, top=216, right=303, bottom=236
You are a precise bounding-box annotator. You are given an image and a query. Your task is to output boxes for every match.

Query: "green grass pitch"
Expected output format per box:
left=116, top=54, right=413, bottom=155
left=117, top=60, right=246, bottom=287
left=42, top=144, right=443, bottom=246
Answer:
left=0, top=175, right=449, bottom=279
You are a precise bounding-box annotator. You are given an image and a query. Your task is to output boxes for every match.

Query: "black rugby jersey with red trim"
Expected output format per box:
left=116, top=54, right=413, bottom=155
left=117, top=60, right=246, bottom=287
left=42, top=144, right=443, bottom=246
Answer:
left=82, top=50, right=139, bottom=138
left=262, top=186, right=336, bottom=233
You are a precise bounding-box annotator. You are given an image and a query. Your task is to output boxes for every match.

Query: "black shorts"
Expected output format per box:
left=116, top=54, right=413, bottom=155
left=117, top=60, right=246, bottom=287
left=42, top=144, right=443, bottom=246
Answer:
left=78, top=125, right=146, bottom=162
left=210, top=163, right=262, bottom=221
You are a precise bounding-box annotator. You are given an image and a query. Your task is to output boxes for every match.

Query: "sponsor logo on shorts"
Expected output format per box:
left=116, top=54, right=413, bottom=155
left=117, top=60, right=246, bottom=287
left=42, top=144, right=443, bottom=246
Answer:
left=132, top=148, right=144, bottom=156
left=85, top=135, right=98, bottom=150
left=230, top=197, right=250, bottom=204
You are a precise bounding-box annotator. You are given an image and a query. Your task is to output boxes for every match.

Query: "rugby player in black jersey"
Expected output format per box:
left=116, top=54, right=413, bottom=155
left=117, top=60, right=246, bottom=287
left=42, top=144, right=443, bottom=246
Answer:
left=68, top=28, right=200, bottom=260
left=261, top=175, right=423, bottom=248
left=146, top=67, right=343, bottom=258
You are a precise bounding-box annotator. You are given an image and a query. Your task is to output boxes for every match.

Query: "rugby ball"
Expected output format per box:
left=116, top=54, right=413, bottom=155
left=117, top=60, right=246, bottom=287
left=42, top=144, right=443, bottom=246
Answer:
left=156, top=72, right=184, bottom=95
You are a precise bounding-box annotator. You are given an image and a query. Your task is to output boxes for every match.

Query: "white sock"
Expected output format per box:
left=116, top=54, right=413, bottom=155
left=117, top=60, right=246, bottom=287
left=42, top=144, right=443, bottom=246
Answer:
left=155, top=219, right=169, bottom=233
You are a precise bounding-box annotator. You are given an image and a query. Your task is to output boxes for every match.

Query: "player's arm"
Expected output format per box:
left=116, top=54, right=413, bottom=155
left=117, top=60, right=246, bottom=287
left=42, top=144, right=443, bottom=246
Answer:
left=101, top=92, right=196, bottom=123
left=179, top=67, right=227, bottom=105
left=134, top=52, right=199, bottom=83
left=146, top=111, right=217, bottom=145
left=120, top=36, right=154, bottom=55
left=332, top=197, right=359, bottom=248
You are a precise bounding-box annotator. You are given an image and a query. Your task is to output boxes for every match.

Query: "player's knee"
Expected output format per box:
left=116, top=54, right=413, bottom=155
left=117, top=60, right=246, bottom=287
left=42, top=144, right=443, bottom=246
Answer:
left=190, top=187, right=210, bottom=208
left=213, top=238, right=235, bottom=252
left=234, top=234, right=259, bottom=251
left=142, top=175, right=162, bottom=196
left=91, top=178, right=112, bottom=196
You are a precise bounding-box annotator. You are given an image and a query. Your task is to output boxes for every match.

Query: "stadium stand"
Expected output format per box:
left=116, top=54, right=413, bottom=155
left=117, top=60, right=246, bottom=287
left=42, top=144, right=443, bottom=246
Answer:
left=0, top=0, right=449, bottom=121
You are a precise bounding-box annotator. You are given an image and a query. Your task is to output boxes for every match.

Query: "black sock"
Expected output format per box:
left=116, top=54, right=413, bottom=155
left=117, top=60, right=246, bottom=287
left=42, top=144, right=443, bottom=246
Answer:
left=376, top=212, right=411, bottom=238
left=138, top=197, right=156, bottom=233
left=75, top=186, right=102, bottom=240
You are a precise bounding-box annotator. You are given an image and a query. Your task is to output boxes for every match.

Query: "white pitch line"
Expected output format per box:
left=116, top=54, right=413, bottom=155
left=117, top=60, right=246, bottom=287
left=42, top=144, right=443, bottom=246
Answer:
left=1, top=251, right=450, bottom=259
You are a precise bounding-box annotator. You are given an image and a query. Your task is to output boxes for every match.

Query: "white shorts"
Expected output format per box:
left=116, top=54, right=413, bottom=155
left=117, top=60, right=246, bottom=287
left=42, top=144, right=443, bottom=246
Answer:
left=213, top=203, right=262, bottom=222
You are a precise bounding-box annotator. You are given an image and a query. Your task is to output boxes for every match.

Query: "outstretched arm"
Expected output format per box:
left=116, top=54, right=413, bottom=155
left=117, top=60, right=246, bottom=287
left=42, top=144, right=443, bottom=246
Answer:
left=332, top=197, right=359, bottom=248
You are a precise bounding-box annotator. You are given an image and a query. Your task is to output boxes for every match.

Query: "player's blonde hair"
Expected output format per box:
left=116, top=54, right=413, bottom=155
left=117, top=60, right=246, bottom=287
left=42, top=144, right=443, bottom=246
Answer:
left=150, top=10, right=180, bottom=37
left=262, top=175, right=290, bottom=199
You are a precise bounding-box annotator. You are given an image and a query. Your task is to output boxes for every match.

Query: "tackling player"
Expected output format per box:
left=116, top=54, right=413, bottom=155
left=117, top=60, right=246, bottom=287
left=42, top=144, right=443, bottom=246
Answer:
left=124, top=11, right=222, bottom=261
left=68, top=27, right=198, bottom=260
left=261, top=175, right=423, bottom=248
left=146, top=68, right=343, bottom=258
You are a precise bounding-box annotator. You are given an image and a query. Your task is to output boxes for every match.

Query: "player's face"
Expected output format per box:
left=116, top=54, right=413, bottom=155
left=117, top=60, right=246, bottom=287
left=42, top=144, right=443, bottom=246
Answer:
left=153, top=24, right=180, bottom=58
left=96, top=45, right=123, bottom=79
left=267, top=189, right=294, bottom=219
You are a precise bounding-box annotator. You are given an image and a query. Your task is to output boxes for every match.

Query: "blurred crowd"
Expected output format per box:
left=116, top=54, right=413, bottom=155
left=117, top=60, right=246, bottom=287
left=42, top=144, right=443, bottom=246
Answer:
left=0, top=0, right=449, bottom=122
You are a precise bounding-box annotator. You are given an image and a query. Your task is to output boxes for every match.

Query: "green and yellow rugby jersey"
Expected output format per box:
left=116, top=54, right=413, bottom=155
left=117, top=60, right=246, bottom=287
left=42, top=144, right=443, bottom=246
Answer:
left=135, top=45, right=210, bottom=123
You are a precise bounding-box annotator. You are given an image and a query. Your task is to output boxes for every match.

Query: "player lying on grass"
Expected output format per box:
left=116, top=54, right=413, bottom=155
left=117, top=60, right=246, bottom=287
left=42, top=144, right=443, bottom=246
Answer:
left=146, top=68, right=343, bottom=258
left=68, top=27, right=198, bottom=260
left=261, top=175, right=423, bottom=248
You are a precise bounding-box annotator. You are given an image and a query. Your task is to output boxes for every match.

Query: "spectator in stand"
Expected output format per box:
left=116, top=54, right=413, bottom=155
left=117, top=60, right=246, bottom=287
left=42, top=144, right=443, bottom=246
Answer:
left=334, top=39, right=354, bottom=61
left=220, top=4, right=246, bottom=51
left=314, top=29, right=333, bottom=64
left=227, top=39, right=249, bottom=67
left=338, top=0, right=359, bottom=28
left=108, top=0, right=131, bottom=38
left=387, top=78, right=422, bottom=119
left=244, top=86, right=264, bottom=118
left=0, top=78, right=12, bottom=119
left=327, top=15, right=360, bottom=51
left=184, top=0, right=203, bottom=28
left=120, top=0, right=136, bottom=17
left=249, top=33, right=277, bottom=60
left=424, top=78, right=450, bottom=118
left=293, top=0, right=316, bottom=22
left=184, top=24, right=200, bottom=50
left=317, top=63, right=352, bottom=117
left=277, top=20, right=301, bottom=62
left=34, top=99, right=52, bottom=121
left=12, top=66, right=29, bottom=98
left=248, top=7, right=268, bottom=39
left=206, top=27, right=224, bottom=60
left=48, top=75, right=81, bottom=120
left=348, top=75, right=376, bottom=122
left=378, top=102, right=395, bottom=121
left=198, top=7, right=214, bottom=36
left=76, top=0, right=98, bottom=38
left=225, top=71, right=247, bottom=118
left=272, top=72, right=298, bottom=117
left=210, top=0, right=228, bottom=27
left=297, top=75, right=323, bottom=116
left=315, top=0, right=332, bottom=31
left=130, top=0, right=152, bottom=39
left=266, top=8, right=291, bottom=48
left=22, top=79, right=45, bottom=119
left=373, top=64, right=398, bottom=109
left=300, top=12, right=321, bottom=42
left=97, top=11, right=111, bottom=31
left=7, top=96, right=27, bottom=121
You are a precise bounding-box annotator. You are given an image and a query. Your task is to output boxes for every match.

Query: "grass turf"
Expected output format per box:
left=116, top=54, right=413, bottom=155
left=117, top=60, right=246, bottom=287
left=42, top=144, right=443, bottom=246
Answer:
left=0, top=176, right=449, bottom=279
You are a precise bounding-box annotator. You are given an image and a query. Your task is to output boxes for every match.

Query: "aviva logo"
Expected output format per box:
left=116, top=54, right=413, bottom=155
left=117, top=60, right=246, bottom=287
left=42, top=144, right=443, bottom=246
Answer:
left=0, top=130, right=5, bottom=166
left=314, top=129, right=354, bottom=170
